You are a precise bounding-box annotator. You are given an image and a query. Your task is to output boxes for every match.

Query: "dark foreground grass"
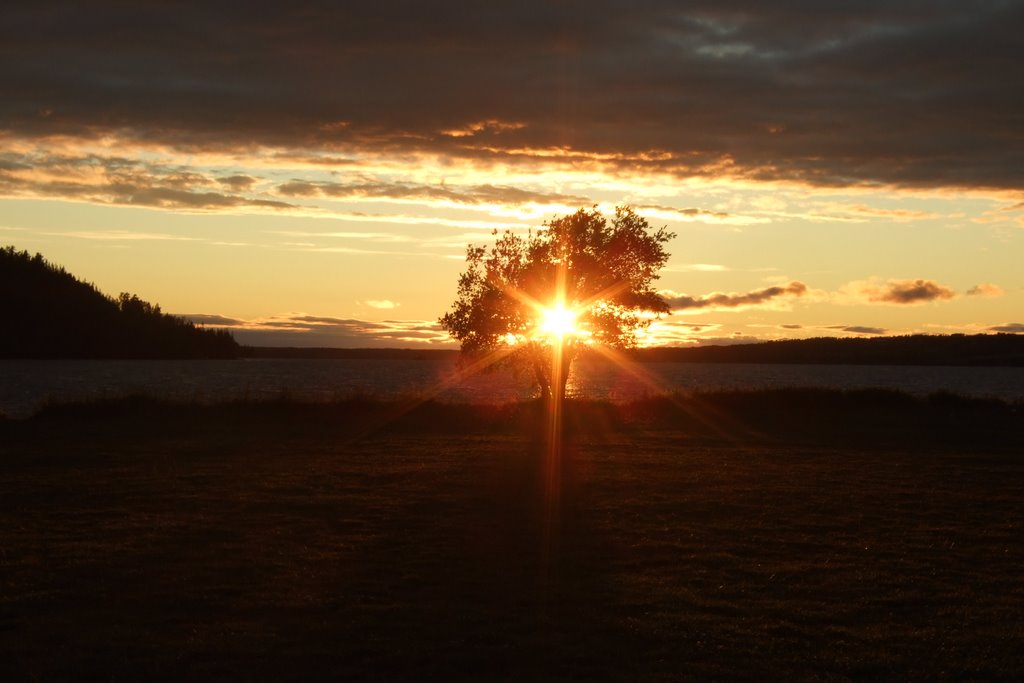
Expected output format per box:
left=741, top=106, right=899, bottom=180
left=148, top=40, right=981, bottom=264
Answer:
left=14, top=387, right=1024, bottom=449
left=1, top=394, right=1022, bottom=680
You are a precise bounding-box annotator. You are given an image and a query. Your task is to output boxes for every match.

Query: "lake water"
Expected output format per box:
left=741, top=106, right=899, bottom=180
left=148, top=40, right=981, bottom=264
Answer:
left=2, top=358, right=1022, bottom=418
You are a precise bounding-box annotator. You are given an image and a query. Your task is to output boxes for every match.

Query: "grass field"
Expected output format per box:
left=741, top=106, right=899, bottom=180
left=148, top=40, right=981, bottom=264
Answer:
left=1, top=395, right=1022, bottom=680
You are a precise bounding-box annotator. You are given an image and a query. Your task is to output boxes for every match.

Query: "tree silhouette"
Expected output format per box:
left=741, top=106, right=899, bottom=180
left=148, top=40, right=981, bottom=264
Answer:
left=0, top=246, right=239, bottom=358
left=440, top=207, right=674, bottom=401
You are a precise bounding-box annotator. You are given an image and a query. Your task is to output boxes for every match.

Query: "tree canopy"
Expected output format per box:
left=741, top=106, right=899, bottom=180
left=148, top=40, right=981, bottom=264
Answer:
left=439, top=207, right=674, bottom=399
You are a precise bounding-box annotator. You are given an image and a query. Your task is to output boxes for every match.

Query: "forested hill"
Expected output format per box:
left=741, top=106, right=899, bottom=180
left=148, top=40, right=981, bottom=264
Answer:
left=635, top=333, right=1024, bottom=366
left=1, top=246, right=239, bottom=359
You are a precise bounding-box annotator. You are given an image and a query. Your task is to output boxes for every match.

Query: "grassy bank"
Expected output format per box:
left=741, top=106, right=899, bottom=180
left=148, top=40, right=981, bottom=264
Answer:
left=1, top=391, right=1022, bottom=680
left=7, top=387, right=1023, bottom=450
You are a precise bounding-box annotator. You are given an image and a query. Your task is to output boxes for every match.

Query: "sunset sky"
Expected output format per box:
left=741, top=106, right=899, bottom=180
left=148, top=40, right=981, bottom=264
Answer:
left=2, top=1, right=1022, bottom=347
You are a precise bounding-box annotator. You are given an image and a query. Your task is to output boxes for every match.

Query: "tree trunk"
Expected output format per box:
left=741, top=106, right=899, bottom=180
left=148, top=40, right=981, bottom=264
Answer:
left=555, top=339, right=572, bottom=403
left=534, top=357, right=551, bottom=400
left=557, top=357, right=571, bottom=403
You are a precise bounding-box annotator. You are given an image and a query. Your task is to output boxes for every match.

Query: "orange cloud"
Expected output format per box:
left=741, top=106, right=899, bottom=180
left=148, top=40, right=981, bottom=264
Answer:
left=844, top=279, right=956, bottom=305
left=966, top=283, right=1004, bottom=297
left=661, top=281, right=808, bottom=312
left=870, top=280, right=955, bottom=304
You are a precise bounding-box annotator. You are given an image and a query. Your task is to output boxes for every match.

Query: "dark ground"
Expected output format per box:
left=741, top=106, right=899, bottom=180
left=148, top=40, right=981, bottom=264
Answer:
left=1, top=397, right=1022, bottom=680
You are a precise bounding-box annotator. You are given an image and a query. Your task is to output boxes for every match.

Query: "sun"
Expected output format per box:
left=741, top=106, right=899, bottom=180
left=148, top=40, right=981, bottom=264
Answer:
left=538, top=303, right=579, bottom=339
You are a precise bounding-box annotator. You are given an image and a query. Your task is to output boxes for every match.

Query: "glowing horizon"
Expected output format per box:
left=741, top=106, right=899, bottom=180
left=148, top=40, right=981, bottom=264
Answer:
left=1, top=3, right=1021, bottom=348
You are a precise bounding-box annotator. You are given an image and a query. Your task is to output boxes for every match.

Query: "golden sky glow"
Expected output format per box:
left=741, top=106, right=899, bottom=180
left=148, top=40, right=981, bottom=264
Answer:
left=1, top=3, right=1022, bottom=347
left=2, top=141, right=1022, bottom=347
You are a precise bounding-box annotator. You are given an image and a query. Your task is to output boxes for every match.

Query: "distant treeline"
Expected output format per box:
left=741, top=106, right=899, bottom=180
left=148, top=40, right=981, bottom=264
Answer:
left=242, top=346, right=459, bottom=360
left=244, top=334, right=1024, bottom=366
left=1, top=246, right=239, bottom=359
left=631, top=334, right=1024, bottom=366
left=245, top=334, right=1024, bottom=367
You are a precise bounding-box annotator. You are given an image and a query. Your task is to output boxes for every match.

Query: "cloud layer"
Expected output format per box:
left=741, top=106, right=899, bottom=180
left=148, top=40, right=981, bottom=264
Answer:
left=0, top=151, right=297, bottom=211
left=183, top=313, right=450, bottom=348
left=662, top=281, right=808, bottom=311
left=856, top=279, right=956, bottom=305
left=827, top=325, right=887, bottom=335
left=3, top=1, right=1022, bottom=189
left=967, top=283, right=1005, bottom=297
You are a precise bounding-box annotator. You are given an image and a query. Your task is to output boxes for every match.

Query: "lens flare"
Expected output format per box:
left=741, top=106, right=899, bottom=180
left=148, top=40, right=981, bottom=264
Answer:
left=538, top=303, right=578, bottom=339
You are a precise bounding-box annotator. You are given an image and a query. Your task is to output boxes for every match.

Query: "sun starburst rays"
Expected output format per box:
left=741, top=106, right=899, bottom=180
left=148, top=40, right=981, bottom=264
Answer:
left=538, top=303, right=578, bottom=339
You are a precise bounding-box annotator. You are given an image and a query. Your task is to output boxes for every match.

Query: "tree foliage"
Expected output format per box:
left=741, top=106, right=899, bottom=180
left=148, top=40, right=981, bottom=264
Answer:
left=439, top=207, right=674, bottom=399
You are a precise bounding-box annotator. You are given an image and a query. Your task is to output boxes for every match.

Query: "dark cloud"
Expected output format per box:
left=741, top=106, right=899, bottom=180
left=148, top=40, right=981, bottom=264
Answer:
left=0, top=153, right=297, bottom=210
left=635, top=204, right=733, bottom=221
left=290, top=315, right=366, bottom=325
left=0, top=158, right=30, bottom=172
left=112, top=185, right=293, bottom=210
left=181, top=314, right=245, bottom=326
left=827, top=325, right=887, bottom=335
left=864, top=279, right=955, bottom=304
left=966, top=283, right=1004, bottom=297
left=276, top=180, right=590, bottom=206
left=663, top=281, right=807, bottom=311
left=218, top=174, right=257, bottom=190
left=688, top=335, right=765, bottom=347
left=989, top=323, right=1024, bottom=333
left=779, top=323, right=803, bottom=329
left=2, top=1, right=1021, bottom=188
left=181, top=312, right=451, bottom=347
left=180, top=313, right=243, bottom=327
